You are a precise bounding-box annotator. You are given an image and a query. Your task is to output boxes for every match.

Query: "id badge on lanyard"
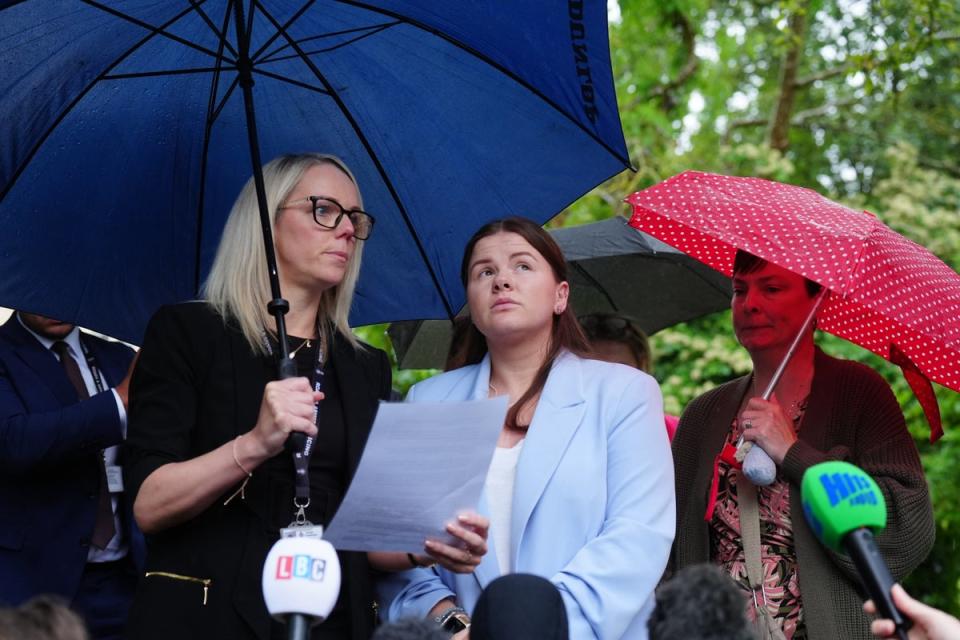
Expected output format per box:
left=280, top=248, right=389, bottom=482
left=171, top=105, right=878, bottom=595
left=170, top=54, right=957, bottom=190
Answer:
left=79, top=338, right=107, bottom=395
left=79, top=340, right=123, bottom=493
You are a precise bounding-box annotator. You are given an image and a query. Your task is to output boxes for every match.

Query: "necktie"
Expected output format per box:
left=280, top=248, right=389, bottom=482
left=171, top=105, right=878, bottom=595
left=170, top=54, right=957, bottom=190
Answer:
left=51, top=341, right=116, bottom=549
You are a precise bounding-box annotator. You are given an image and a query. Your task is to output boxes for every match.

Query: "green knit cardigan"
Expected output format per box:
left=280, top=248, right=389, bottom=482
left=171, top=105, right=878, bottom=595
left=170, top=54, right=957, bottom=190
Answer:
left=671, top=348, right=934, bottom=640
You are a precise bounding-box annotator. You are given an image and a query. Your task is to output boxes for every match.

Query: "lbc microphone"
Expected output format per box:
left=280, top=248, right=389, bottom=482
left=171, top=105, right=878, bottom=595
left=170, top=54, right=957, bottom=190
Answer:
left=262, top=534, right=341, bottom=640
left=800, top=461, right=911, bottom=640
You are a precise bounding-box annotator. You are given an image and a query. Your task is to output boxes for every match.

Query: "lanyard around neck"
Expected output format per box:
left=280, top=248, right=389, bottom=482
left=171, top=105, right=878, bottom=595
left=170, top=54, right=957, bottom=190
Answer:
left=77, top=338, right=106, bottom=395
left=262, top=331, right=326, bottom=512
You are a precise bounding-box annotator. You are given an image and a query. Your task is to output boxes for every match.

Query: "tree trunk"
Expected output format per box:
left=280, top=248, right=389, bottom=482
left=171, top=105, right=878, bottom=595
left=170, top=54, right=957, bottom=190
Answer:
left=768, top=6, right=809, bottom=152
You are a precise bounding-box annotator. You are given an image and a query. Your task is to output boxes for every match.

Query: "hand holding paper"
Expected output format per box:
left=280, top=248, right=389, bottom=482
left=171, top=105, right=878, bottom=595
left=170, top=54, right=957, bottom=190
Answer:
left=323, top=397, right=507, bottom=553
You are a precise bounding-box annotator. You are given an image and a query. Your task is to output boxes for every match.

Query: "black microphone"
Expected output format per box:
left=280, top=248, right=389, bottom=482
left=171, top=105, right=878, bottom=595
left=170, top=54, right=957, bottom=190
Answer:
left=800, top=461, right=911, bottom=640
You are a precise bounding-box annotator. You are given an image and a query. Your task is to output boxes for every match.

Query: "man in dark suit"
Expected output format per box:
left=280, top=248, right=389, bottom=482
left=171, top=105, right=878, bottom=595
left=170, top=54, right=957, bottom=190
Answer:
left=0, top=311, right=145, bottom=640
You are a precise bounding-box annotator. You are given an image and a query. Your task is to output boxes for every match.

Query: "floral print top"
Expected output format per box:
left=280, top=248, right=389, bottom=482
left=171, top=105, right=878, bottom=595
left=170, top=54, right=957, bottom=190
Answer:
left=709, top=407, right=808, bottom=639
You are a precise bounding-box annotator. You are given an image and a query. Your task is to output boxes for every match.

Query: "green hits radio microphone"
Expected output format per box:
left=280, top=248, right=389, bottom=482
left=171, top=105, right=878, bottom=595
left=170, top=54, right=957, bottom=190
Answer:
left=800, top=460, right=911, bottom=640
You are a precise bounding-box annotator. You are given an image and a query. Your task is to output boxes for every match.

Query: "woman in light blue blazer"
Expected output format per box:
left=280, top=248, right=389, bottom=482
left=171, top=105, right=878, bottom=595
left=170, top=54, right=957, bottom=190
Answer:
left=378, top=218, right=675, bottom=639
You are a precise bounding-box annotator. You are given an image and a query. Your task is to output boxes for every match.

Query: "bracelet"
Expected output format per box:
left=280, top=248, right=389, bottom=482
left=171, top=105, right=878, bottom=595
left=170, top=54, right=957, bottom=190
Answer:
left=232, top=435, right=253, bottom=476
left=407, top=552, right=436, bottom=569
left=224, top=436, right=253, bottom=506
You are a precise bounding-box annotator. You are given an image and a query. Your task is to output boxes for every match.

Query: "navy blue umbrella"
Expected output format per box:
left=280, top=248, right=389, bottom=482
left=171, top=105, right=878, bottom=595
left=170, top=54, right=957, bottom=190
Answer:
left=0, top=1, right=629, bottom=346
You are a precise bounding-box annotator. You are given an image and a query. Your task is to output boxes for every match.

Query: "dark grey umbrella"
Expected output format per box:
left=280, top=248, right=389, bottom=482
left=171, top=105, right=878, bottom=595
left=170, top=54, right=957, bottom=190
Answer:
left=388, top=216, right=731, bottom=369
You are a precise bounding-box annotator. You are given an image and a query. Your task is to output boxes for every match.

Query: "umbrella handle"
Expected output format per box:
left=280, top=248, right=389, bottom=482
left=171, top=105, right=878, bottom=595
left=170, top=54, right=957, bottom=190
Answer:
left=286, top=432, right=308, bottom=453
left=275, top=317, right=307, bottom=455
left=742, top=446, right=777, bottom=485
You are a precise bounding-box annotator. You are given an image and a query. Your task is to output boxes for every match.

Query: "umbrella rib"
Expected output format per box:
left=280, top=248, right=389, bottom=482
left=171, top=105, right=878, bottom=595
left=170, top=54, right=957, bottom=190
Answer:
left=187, top=0, right=239, bottom=59
left=103, top=67, right=236, bottom=80
left=677, top=261, right=734, bottom=298
left=0, top=2, right=218, bottom=205
left=257, top=22, right=400, bottom=64
left=251, top=69, right=330, bottom=94
left=334, top=0, right=631, bottom=169
left=81, top=0, right=234, bottom=64
left=192, top=1, right=238, bottom=296
left=571, top=263, right=619, bottom=312
left=254, top=0, right=456, bottom=319
left=206, top=3, right=236, bottom=126
left=249, top=0, right=316, bottom=63
left=210, top=77, right=241, bottom=124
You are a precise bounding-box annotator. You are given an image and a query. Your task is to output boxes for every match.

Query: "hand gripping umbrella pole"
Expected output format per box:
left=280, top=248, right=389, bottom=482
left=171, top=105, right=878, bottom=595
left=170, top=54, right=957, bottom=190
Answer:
left=232, top=3, right=310, bottom=458
left=737, top=288, right=829, bottom=485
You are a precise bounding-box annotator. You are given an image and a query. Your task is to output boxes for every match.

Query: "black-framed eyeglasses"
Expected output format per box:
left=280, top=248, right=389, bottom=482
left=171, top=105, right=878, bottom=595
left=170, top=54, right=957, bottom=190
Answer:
left=279, top=196, right=376, bottom=240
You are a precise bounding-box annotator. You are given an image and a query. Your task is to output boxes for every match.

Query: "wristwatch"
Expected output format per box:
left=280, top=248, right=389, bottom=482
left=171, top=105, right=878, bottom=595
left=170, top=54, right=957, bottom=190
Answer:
left=435, top=606, right=470, bottom=633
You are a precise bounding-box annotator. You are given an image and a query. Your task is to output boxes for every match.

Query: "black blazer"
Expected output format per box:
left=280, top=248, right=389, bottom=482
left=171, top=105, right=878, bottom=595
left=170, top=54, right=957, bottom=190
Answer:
left=124, top=302, right=391, bottom=639
left=0, top=315, right=145, bottom=605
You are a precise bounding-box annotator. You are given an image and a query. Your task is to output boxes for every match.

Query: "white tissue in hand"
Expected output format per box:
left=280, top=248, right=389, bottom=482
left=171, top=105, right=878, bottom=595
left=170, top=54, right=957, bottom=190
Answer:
left=743, top=446, right=777, bottom=486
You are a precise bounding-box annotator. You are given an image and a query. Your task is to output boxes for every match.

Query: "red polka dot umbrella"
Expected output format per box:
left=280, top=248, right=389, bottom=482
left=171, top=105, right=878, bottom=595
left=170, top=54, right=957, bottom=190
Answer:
left=627, top=170, right=960, bottom=441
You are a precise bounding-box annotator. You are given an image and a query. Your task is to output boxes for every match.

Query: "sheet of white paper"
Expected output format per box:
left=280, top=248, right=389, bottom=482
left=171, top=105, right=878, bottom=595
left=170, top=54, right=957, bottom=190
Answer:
left=323, top=396, right=507, bottom=553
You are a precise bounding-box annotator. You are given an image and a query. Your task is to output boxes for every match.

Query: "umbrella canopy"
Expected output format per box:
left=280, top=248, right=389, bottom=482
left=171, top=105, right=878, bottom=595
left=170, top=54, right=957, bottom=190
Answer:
left=0, top=1, right=629, bottom=345
left=627, top=170, right=960, bottom=440
left=389, top=216, right=731, bottom=369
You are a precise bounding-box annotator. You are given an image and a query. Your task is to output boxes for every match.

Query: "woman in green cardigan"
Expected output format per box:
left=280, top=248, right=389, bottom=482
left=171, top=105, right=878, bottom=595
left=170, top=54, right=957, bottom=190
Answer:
left=670, top=251, right=934, bottom=640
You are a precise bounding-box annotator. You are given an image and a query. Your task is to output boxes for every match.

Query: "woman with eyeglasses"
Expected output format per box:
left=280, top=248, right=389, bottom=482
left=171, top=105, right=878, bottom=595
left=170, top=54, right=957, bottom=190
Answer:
left=123, top=154, right=483, bottom=639
left=378, top=217, right=675, bottom=639
left=578, top=312, right=679, bottom=440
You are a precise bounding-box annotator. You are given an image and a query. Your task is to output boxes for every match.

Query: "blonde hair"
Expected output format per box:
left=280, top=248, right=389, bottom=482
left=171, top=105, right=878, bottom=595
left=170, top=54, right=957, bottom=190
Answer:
left=203, top=153, right=364, bottom=354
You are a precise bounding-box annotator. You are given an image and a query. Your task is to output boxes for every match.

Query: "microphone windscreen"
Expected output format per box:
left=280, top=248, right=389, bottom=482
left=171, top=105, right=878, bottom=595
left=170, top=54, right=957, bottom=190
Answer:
left=800, top=460, right=886, bottom=553
left=262, top=535, right=341, bottom=624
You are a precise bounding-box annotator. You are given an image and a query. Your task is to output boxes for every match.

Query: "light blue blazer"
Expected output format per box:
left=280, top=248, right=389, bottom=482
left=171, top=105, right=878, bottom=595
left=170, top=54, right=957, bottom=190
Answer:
left=378, top=352, right=676, bottom=639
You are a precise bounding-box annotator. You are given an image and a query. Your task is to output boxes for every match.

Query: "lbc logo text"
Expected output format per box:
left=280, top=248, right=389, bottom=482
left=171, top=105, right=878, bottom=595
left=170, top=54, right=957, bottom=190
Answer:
left=275, top=555, right=327, bottom=581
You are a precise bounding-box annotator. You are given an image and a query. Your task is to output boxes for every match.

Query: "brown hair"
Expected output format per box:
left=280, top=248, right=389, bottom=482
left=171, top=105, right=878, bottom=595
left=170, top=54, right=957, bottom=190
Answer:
left=579, top=312, right=653, bottom=372
left=733, top=250, right=822, bottom=297
left=448, top=217, right=590, bottom=429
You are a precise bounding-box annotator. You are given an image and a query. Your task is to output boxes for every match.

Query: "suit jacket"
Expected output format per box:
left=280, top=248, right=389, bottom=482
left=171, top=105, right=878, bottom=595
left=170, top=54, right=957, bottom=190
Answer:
left=378, top=352, right=675, bottom=640
left=0, top=314, right=145, bottom=605
left=671, top=348, right=934, bottom=639
left=124, top=302, right=391, bottom=640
